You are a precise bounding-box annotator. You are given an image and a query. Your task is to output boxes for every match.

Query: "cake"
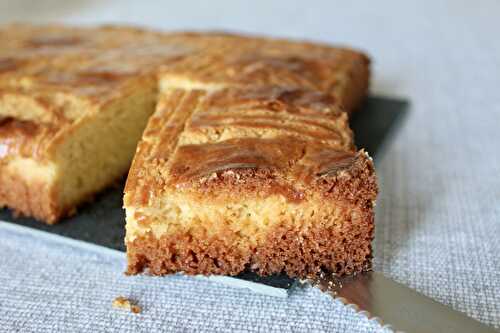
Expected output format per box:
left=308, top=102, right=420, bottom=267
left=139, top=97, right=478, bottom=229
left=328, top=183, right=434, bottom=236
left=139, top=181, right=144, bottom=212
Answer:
left=124, top=38, right=376, bottom=277
left=1, top=24, right=376, bottom=278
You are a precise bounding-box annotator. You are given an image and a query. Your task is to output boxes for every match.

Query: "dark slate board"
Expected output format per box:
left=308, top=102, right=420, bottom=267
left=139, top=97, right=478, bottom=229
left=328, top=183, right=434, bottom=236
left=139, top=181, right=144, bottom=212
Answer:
left=0, top=96, right=409, bottom=289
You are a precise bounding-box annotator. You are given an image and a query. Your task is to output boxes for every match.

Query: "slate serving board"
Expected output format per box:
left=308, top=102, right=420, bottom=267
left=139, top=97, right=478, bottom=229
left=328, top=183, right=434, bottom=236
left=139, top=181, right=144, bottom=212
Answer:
left=0, top=96, right=408, bottom=289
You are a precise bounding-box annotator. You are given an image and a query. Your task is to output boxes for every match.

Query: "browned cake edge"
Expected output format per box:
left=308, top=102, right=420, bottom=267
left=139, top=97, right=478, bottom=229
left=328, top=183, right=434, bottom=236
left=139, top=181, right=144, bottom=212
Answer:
left=126, top=151, right=377, bottom=278
left=126, top=212, right=373, bottom=278
left=341, top=53, right=370, bottom=112
left=0, top=163, right=127, bottom=224
left=0, top=165, right=60, bottom=223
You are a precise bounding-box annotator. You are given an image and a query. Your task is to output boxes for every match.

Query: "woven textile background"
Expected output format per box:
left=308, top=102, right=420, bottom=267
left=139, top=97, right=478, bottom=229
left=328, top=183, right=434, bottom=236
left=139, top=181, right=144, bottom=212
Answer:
left=1, top=1, right=499, bottom=331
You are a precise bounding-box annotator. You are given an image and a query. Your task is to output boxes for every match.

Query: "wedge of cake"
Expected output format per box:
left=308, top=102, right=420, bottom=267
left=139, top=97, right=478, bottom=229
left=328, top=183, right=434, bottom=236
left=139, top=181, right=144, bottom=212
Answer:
left=124, top=33, right=375, bottom=277
left=124, top=34, right=377, bottom=277
left=0, top=24, right=197, bottom=223
left=125, top=84, right=377, bottom=277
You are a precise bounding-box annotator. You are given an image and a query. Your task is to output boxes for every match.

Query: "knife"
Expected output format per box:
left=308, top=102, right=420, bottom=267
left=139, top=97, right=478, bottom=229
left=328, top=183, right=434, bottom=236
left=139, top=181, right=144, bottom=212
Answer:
left=307, top=271, right=498, bottom=333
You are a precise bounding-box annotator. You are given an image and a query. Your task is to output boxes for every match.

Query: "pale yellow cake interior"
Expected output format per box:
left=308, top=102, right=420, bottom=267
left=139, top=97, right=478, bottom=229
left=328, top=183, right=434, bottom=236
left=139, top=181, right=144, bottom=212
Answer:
left=125, top=191, right=354, bottom=251
left=54, top=81, right=157, bottom=209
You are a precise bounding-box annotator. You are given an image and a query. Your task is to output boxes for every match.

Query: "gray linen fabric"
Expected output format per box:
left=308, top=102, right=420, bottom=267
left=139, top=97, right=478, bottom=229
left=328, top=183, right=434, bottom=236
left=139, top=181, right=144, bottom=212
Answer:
left=0, top=224, right=390, bottom=332
left=1, top=0, right=500, bottom=331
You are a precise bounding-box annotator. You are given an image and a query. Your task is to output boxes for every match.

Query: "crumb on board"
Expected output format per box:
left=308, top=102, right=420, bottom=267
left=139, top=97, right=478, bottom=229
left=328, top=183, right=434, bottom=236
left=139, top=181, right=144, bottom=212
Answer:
left=112, top=296, right=141, bottom=314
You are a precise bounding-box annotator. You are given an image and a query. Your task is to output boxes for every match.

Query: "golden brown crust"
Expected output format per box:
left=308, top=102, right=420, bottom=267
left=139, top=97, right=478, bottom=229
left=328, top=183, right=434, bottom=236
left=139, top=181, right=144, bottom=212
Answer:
left=0, top=158, right=130, bottom=223
left=160, top=32, right=370, bottom=112
left=0, top=118, right=58, bottom=160
left=124, top=87, right=357, bottom=209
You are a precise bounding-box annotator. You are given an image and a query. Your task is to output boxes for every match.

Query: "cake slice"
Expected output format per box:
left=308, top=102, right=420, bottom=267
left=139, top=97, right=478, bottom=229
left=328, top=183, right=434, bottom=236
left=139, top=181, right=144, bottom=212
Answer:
left=0, top=24, right=197, bottom=223
left=124, top=30, right=376, bottom=278
left=124, top=86, right=377, bottom=278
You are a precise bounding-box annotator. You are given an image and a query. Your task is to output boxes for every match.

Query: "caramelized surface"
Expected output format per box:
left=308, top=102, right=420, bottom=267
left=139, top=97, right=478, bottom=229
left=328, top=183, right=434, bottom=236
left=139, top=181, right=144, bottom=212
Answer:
left=125, top=86, right=364, bottom=210
left=161, top=40, right=369, bottom=110
left=0, top=118, right=56, bottom=159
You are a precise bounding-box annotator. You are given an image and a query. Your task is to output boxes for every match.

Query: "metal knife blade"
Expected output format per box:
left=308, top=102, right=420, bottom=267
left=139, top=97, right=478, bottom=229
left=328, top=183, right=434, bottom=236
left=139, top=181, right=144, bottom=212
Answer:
left=309, top=271, right=498, bottom=333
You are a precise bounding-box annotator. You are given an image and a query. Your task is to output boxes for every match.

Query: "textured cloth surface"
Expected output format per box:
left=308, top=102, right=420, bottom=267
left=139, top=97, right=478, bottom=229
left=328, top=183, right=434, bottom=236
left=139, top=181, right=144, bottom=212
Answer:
left=0, top=225, right=388, bottom=332
left=1, top=1, right=500, bottom=332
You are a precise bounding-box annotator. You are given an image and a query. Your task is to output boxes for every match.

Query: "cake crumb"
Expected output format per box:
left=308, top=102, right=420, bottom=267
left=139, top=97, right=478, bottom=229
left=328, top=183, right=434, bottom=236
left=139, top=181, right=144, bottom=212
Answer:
left=112, top=296, right=141, bottom=314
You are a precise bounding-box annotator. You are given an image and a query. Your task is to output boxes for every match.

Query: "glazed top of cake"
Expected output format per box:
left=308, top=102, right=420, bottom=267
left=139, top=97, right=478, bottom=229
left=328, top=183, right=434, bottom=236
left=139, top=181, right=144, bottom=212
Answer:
left=124, top=85, right=377, bottom=213
left=160, top=35, right=369, bottom=104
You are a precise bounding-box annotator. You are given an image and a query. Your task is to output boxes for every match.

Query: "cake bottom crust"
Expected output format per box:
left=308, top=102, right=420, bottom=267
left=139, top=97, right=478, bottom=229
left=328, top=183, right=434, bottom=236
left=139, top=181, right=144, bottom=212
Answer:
left=0, top=161, right=124, bottom=224
left=126, top=210, right=374, bottom=278
left=0, top=164, right=60, bottom=223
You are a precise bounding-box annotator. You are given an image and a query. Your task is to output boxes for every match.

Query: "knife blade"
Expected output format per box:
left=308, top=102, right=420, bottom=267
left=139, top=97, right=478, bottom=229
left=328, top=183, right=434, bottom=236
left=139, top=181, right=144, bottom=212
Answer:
left=307, top=271, right=498, bottom=333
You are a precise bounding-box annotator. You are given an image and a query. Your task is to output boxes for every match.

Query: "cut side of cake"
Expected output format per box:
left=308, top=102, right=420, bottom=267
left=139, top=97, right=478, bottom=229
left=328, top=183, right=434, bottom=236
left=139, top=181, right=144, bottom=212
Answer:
left=124, top=87, right=377, bottom=278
